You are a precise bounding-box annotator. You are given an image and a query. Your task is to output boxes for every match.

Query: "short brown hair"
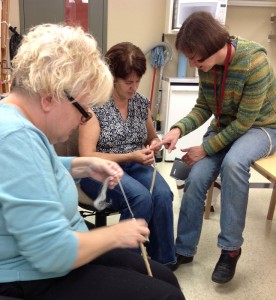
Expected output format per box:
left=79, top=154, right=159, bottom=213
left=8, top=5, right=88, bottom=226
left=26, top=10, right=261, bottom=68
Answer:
left=175, top=11, right=229, bottom=60
left=105, top=42, right=146, bottom=79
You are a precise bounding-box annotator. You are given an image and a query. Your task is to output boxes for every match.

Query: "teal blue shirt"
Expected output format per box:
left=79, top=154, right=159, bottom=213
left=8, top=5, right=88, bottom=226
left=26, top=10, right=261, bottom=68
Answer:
left=0, top=103, right=88, bottom=282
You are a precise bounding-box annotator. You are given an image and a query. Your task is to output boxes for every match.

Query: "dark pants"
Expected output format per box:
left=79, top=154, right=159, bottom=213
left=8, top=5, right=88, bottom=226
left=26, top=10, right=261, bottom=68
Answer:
left=0, top=249, right=185, bottom=300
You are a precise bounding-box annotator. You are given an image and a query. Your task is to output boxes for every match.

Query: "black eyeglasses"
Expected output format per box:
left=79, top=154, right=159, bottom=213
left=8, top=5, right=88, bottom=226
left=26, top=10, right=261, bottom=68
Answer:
left=64, top=91, right=92, bottom=124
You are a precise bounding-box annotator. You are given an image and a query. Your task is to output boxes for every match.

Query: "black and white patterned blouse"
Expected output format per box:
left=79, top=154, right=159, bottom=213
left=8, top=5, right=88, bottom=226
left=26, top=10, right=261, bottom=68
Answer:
left=93, top=92, right=149, bottom=154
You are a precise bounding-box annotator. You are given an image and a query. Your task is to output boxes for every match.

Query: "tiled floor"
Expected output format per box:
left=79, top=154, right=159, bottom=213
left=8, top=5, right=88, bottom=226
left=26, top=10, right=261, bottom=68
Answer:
left=160, top=162, right=276, bottom=300
left=84, top=161, right=276, bottom=300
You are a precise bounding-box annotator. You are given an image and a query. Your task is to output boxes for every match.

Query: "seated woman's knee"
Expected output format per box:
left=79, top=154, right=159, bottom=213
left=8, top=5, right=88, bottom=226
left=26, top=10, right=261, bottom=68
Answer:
left=187, top=165, right=211, bottom=186
left=222, top=155, right=244, bottom=175
left=153, top=182, right=173, bottom=202
left=134, top=189, right=153, bottom=211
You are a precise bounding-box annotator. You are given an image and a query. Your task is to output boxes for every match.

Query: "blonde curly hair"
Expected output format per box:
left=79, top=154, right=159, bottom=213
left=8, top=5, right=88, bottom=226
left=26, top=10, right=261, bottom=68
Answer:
left=11, top=23, right=112, bottom=106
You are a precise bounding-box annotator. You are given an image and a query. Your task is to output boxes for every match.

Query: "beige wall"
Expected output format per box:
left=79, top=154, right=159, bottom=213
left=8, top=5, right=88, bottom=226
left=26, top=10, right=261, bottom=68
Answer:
left=9, top=1, right=276, bottom=100
left=9, top=0, right=20, bottom=30
left=107, top=0, right=167, bottom=102
left=226, top=5, right=276, bottom=68
left=107, top=2, right=276, bottom=103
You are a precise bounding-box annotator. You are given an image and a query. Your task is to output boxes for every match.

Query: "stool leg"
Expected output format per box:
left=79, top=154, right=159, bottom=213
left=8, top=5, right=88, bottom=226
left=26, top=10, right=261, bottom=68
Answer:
left=205, top=182, right=214, bottom=219
left=267, top=184, right=276, bottom=220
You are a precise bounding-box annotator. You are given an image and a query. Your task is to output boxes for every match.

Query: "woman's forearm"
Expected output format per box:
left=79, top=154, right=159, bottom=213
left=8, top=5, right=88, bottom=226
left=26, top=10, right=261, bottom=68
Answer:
left=72, top=153, right=133, bottom=174
left=71, top=227, right=119, bottom=269
left=71, top=219, right=149, bottom=269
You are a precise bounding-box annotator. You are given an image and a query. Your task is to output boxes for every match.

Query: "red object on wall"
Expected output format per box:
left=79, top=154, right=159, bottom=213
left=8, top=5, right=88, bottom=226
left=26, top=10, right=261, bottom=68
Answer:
left=65, top=0, right=88, bottom=32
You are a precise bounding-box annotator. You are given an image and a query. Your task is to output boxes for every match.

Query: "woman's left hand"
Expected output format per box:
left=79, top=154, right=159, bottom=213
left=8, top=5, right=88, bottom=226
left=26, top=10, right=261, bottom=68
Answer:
left=88, top=157, right=124, bottom=188
left=150, top=138, right=162, bottom=153
left=181, top=145, right=207, bottom=166
left=71, top=157, right=124, bottom=189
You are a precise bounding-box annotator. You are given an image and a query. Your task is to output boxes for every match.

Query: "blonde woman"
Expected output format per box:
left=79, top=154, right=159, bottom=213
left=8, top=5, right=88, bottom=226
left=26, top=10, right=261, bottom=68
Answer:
left=0, top=24, right=185, bottom=300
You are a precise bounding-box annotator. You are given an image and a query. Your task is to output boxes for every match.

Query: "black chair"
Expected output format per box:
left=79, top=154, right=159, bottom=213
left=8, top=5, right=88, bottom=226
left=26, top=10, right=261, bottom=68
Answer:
left=54, top=130, right=119, bottom=227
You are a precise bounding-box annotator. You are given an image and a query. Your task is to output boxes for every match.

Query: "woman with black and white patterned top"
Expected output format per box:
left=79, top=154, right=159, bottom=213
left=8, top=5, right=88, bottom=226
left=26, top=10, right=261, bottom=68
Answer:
left=79, top=42, right=176, bottom=268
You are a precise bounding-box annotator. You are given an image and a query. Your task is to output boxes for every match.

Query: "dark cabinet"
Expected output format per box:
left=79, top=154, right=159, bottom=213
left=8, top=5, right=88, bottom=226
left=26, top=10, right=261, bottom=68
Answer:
left=19, top=0, right=107, bottom=52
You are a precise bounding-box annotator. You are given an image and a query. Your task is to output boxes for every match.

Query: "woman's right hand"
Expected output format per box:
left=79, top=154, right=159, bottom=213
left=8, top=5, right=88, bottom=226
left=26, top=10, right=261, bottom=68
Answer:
left=132, top=147, right=155, bottom=165
left=111, top=219, right=150, bottom=249
left=151, top=127, right=181, bottom=153
left=161, top=128, right=181, bottom=152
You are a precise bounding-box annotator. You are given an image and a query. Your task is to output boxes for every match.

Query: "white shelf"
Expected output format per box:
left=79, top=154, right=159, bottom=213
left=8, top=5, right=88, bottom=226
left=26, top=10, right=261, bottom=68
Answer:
left=163, top=77, right=199, bottom=84
left=269, top=13, right=276, bottom=42
left=229, top=1, right=276, bottom=7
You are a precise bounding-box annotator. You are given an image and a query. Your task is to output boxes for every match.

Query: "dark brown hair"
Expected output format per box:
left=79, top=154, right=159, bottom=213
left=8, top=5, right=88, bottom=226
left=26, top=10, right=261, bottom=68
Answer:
left=104, top=42, right=146, bottom=79
left=175, top=11, right=230, bottom=60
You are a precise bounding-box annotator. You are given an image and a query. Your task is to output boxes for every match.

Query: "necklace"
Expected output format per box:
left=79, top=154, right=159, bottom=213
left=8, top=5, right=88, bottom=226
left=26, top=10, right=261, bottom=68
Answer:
left=213, top=43, right=232, bottom=131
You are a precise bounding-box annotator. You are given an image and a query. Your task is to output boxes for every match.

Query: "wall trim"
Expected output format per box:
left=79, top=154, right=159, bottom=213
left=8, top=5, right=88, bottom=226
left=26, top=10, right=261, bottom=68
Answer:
left=228, top=1, right=276, bottom=7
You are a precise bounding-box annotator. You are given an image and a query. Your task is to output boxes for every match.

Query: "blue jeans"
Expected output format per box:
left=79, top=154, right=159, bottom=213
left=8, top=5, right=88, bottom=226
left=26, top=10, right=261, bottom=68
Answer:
left=80, top=162, right=176, bottom=265
left=176, top=127, right=276, bottom=257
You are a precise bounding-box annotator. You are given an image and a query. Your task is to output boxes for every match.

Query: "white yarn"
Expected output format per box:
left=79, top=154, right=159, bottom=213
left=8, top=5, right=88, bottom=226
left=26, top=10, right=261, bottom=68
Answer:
left=93, top=177, right=111, bottom=211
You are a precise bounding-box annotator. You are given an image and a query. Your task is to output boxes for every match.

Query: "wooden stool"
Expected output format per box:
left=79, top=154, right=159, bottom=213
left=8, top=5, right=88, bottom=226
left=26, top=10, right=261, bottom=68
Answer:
left=204, top=153, right=276, bottom=220
left=176, top=179, right=219, bottom=219
left=251, top=152, right=276, bottom=220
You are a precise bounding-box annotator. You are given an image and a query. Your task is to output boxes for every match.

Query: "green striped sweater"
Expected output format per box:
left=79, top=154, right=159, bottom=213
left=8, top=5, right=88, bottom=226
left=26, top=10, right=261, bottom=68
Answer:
left=173, top=36, right=276, bottom=156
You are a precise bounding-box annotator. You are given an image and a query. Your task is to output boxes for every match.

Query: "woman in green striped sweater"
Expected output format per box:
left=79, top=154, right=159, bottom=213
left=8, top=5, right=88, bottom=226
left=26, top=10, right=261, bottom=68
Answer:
left=152, top=11, right=276, bottom=283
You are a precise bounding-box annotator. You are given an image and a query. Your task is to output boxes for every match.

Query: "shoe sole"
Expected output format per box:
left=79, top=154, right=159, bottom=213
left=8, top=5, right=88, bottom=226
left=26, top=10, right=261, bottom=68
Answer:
left=212, top=274, right=235, bottom=284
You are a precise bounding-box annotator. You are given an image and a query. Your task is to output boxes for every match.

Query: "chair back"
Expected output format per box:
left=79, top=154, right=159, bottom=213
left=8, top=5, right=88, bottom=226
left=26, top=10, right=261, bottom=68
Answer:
left=54, top=129, right=119, bottom=227
left=54, top=130, right=79, bottom=157
left=0, top=296, right=24, bottom=300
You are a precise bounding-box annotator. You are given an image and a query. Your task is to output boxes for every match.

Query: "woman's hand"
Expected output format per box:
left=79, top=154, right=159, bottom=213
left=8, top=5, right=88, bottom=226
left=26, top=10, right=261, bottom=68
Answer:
left=150, top=127, right=181, bottom=153
left=71, top=157, right=123, bottom=189
left=87, top=157, right=124, bottom=188
left=132, top=146, right=155, bottom=165
left=181, top=145, right=207, bottom=166
left=149, top=137, right=162, bottom=154
left=110, top=218, right=150, bottom=249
